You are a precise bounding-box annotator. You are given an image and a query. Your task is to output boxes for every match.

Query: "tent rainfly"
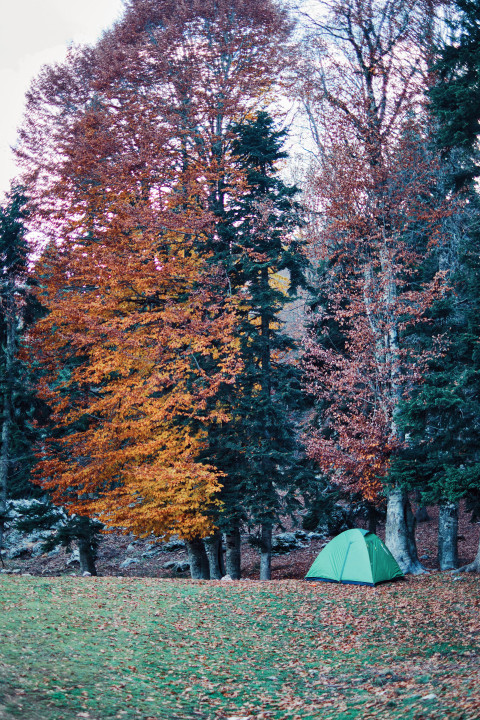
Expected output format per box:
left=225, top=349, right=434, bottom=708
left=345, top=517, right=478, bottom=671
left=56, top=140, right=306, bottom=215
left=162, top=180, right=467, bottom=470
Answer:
left=305, top=529, right=404, bottom=586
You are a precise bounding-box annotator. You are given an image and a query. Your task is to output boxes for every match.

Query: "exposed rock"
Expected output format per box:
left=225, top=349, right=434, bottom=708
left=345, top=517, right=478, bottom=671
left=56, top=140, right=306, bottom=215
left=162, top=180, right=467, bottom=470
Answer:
left=31, top=544, right=46, bottom=558
left=120, top=558, right=141, bottom=569
left=162, top=560, right=189, bottom=573
left=6, top=543, right=35, bottom=559
left=126, top=544, right=137, bottom=554
left=308, top=532, right=326, bottom=540
left=66, top=549, right=80, bottom=566
left=4, top=529, right=23, bottom=548
left=272, top=532, right=304, bottom=554
left=142, top=547, right=162, bottom=559
left=162, top=539, right=186, bottom=552
left=221, top=574, right=233, bottom=582
left=82, top=571, right=92, bottom=577
left=293, top=529, right=309, bottom=541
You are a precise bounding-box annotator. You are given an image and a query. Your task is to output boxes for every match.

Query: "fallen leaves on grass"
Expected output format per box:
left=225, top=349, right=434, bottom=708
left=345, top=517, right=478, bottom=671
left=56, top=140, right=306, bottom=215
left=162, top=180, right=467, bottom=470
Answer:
left=0, top=575, right=479, bottom=720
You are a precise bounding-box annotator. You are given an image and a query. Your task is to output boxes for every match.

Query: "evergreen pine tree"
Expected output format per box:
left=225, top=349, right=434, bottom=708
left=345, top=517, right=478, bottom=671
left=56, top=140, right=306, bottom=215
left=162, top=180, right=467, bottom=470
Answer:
left=204, top=112, right=312, bottom=579
left=393, top=0, right=480, bottom=571
left=0, top=188, right=41, bottom=559
left=12, top=500, right=103, bottom=575
left=429, top=0, right=480, bottom=185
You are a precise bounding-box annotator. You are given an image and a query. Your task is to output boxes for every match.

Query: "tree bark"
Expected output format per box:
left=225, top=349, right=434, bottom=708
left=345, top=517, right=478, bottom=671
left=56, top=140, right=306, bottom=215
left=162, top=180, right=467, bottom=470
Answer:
left=438, top=501, right=459, bottom=570
left=225, top=526, right=241, bottom=579
left=219, top=534, right=226, bottom=577
left=259, top=523, right=272, bottom=580
left=416, top=505, right=431, bottom=523
left=204, top=530, right=224, bottom=580
left=185, top=537, right=210, bottom=579
left=0, top=394, right=11, bottom=564
left=456, top=537, right=480, bottom=573
left=385, top=486, right=426, bottom=574
left=405, top=496, right=422, bottom=566
left=367, top=503, right=377, bottom=534
left=78, top=539, right=98, bottom=575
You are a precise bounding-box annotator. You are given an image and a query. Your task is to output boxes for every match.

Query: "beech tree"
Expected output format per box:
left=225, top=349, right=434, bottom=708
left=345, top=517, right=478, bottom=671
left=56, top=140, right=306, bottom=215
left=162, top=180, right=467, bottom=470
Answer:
left=23, top=98, right=240, bottom=541
left=18, top=0, right=294, bottom=563
left=298, top=0, right=451, bottom=573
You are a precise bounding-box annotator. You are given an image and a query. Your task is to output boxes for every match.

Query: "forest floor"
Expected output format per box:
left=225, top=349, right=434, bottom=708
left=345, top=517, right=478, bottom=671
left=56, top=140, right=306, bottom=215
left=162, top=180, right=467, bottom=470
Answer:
left=0, top=574, right=479, bottom=720
left=3, top=502, right=479, bottom=580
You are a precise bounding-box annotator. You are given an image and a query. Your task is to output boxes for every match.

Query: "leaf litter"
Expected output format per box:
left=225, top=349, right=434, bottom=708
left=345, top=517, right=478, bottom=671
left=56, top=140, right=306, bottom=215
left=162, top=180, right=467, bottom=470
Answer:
left=0, top=574, right=478, bottom=720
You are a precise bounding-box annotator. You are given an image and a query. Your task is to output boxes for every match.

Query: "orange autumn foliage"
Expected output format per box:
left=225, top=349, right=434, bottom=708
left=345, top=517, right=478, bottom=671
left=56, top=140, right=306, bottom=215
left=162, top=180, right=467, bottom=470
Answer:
left=29, top=130, right=241, bottom=538
left=18, top=0, right=292, bottom=539
left=21, top=63, right=243, bottom=541
left=32, top=222, right=239, bottom=540
left=30, top=174, right=241, bottom=537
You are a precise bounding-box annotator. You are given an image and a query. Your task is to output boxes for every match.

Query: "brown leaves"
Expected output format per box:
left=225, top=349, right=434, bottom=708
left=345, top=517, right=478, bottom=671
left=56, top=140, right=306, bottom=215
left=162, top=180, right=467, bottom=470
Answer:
left=300, top=1, right=458, bottom=502
left=17, top=0, right=295, bottom=541
left=2, top=573, right=480, bottom=719
left=27, top=114, right=241, bottom=539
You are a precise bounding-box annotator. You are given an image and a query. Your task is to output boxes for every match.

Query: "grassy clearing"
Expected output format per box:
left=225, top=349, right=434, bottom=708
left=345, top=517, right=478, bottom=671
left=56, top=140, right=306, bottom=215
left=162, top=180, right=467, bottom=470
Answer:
left=0, top=575, right=479, bottom=720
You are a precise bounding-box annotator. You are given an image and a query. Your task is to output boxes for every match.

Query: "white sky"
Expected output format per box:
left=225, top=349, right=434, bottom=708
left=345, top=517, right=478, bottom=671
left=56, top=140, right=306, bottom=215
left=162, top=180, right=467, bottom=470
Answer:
left=0, top=0, right=125, bottom=200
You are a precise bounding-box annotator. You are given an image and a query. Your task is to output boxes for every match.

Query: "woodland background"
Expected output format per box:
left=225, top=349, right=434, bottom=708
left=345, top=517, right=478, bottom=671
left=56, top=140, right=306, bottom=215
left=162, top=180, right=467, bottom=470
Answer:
left=1, top=0, right=480, bottom=583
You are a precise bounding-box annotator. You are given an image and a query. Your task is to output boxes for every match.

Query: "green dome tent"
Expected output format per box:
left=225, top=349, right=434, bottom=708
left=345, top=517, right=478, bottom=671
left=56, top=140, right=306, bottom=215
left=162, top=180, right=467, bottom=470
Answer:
left=305, top=529, right=404, bottom=586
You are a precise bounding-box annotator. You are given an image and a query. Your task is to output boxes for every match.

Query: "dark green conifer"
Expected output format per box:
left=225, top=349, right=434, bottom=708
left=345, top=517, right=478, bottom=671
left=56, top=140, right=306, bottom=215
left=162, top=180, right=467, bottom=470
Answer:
left=0, top=188, right=41, bottom=559
left=429, top=0, right=480, bottom=184
left=394, top=1, right=480, bottom=570
left=205, top=112, right=313, bottom=579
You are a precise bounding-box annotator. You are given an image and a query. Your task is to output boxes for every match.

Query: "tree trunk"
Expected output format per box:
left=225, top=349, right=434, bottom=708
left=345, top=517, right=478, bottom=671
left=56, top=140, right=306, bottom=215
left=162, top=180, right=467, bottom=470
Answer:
left=0, top=397, right=11, bottom=564
left=78, top=539, right=97, bottom=575
left=204, top=530, right=224, bottom=580
left=367, top=503, right=377, bottom=534
left=186, top=538, right=210, bottom=579
left=438, top=501, right=459, bottom=570
left=218, top=534, right=226, bottom=577
left=469, top=502, right=480, bottom=524
left=385, top=486, right=426, bottom=574
left=416, top=505, right=431, bottom=523
left=456, top=537, right=480, bottom=573
left=259, top=523, right=272, bottom=580
left=405, top=496, right=422, bottom=567
left=225, top=526, right=241, bottom=579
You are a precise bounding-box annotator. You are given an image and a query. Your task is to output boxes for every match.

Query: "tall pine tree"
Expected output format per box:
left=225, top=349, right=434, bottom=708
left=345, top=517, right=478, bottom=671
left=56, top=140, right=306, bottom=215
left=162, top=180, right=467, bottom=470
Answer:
left=203, top=112, right=312, bottom=580
left=394, top=0, right=480, bottom=571
left=0, top=189, right=45, bottom=559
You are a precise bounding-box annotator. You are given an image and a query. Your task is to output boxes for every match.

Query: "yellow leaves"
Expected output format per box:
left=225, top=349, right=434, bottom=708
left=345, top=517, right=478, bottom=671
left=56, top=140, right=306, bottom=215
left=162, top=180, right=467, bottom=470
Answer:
left=31, top=208, right=241, bottom=538
left=269, top=269, right=290, bottom=295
